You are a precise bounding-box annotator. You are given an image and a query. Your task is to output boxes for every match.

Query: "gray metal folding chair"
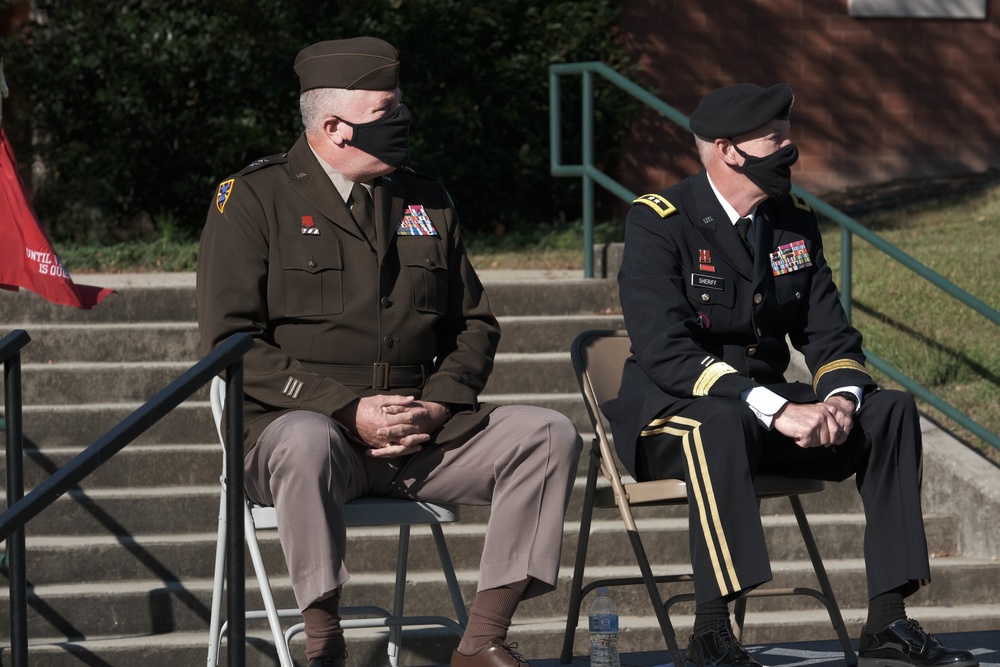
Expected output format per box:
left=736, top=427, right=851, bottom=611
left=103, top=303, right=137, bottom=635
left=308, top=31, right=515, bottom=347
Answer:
left=207, top=377, right=467, bottom=667
left=560, top=330, right=856, bottom=667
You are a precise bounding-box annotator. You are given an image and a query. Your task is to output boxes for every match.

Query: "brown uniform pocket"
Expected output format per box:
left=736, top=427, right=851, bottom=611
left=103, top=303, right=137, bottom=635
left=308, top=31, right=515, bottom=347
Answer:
left=278, top=238, right=345, bottom=316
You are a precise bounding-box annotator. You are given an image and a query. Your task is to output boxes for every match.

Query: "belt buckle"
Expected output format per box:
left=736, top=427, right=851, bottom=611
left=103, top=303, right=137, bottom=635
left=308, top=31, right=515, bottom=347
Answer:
left=372, top=362, right=390, bottom=390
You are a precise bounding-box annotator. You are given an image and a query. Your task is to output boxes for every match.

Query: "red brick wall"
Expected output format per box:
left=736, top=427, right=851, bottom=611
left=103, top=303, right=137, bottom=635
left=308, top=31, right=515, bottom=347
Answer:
left=617, top=0, right=1000, bottom=197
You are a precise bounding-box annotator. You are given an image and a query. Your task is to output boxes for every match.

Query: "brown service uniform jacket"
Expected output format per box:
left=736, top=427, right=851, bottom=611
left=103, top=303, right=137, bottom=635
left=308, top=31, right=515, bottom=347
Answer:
left=197, top=134, right=500, bottom=452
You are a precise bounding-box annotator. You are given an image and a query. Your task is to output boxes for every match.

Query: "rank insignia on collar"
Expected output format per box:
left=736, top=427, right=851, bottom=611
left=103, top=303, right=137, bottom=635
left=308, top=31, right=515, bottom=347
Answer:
left=769, top=239, right=812, bottom=276
left=791, top=193, right=812, bottom=212
left=301, top=215, right=320, bottom=235
left=396, top=205, right=439, bottom=236
left=216, top=179, right=235, bottom=213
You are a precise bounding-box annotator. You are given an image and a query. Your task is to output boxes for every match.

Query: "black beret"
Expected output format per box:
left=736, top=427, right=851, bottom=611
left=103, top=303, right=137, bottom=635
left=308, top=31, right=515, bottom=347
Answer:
left=689, top=83, right=794, bottom=138
left=294, top=37, right=400, bottom=93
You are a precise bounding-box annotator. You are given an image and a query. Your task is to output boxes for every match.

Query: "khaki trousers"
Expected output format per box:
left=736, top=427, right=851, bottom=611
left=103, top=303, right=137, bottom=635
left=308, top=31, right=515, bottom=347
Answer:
left=244, top=405, right=582, bottom=609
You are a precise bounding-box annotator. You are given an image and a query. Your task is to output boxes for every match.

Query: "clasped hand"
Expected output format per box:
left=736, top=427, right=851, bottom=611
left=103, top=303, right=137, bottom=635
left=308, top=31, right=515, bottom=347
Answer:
left=773, top=396, right=855, bottom=448
left=340, top=395, right=448, bottom=458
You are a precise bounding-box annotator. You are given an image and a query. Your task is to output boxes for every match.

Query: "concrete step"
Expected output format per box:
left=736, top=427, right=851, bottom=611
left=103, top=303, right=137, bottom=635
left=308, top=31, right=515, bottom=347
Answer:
left=3, top=562, right=998, bottom=661
left=0, top=284, right=198, bottom=324
left=9, top=604, right=998, bottom=667
left=6, top=316, right=626, bottom=369
left=495, top=315, right=624, bottom=353
left=3, top=443, right=220, bottom=489
left=4, top=556, right=996, bottom=638
left=5, top=497, right=960, bottom=587
left=6, top=351, right=584, bottom=405
left=12, top=322, right=200, bottom=364
left=6, top=463, right=881, bottom=536
left=9, top=315, right=623, bottom=365
left=0, top=274, right=621, bottom=324
left=14, top=395, right=590, bottom=449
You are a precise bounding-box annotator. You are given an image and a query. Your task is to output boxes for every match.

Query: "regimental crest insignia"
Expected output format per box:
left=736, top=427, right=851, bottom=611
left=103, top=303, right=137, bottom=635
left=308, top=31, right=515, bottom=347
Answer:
left=633, top=193, right=678, bottom=218
left=396, top=205, right=440, bottom=236
left=216, top=179, right=235, bottom=214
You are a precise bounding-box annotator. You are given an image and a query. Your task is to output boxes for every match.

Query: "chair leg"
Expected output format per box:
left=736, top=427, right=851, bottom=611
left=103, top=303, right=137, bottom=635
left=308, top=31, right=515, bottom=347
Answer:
left=207, top=488, right=228, bottom=667
left=246, top=505, right=296, bottom=667
left=560, top=448, right=600, bottom=664
left=732, top=595, right=748, bottom=642
left=788, top=496, right=857, bottom=667
left=626, top=528, right=687, bottom=667
left=430, top=523, right=468, bottom=628
left=386, top=524, right=411, bottom=667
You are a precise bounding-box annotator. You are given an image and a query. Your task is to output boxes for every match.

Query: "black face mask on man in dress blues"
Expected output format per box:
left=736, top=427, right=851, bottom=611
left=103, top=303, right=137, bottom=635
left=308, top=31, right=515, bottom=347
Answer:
left=732, top=142, right=799, bottom=200
left=336, top=103, right=412, bottom=168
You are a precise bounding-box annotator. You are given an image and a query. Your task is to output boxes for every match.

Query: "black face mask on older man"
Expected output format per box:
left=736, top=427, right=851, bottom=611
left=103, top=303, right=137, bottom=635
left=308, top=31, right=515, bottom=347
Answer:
left=732, top=142, right=799, bottom=200
left=337, top=103, right=412, bottom=168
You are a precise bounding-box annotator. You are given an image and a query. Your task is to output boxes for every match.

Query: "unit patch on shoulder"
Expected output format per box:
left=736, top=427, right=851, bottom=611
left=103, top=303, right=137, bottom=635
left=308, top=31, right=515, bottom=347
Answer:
left=790, top=193, right=812, bottom=212
left=633, top=194, right=678, bottom=218
left=216, top=179, right=235, bottom=214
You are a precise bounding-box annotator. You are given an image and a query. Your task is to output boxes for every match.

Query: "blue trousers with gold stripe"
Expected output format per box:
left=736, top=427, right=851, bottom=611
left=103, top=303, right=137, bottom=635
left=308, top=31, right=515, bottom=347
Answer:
left=636, top=388, right=930, bottom=605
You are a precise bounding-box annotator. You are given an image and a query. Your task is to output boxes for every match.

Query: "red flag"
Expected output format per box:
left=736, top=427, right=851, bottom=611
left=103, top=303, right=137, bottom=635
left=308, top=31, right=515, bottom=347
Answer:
left=0, top=128, right=114, bottom=309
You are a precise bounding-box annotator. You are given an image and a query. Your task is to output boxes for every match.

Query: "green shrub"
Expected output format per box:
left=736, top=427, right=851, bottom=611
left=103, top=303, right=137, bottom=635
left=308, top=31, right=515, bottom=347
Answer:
left=0, top=0, right=634, bottom=243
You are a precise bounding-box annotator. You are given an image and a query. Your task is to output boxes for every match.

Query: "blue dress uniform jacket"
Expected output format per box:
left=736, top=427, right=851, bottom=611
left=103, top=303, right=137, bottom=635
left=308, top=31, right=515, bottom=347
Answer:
left=197, top=134, right=501, bottom=452
left=604, top=170, right=876, bottom=476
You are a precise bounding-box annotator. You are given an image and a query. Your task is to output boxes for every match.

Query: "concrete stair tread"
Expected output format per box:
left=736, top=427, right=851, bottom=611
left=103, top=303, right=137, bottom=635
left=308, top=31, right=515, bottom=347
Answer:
left=11, top=606, right=1000, bottom=664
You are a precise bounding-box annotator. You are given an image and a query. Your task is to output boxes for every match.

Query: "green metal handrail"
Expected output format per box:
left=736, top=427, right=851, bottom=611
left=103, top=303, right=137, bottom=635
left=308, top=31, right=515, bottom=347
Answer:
left=550, top=61, right=1000, bottom=453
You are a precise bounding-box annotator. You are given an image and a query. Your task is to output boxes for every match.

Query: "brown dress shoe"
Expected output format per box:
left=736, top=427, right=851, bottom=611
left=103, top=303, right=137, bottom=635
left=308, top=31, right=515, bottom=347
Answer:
left=452, top=639, right=530, bottom=667
left=308, top=649, right=347, bottom=667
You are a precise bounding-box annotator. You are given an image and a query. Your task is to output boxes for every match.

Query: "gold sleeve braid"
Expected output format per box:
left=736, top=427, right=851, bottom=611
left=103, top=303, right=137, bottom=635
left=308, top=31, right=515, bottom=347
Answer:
left=812, top=359, right=872, bottom=393
left=693, top=361, right=738, bottom=396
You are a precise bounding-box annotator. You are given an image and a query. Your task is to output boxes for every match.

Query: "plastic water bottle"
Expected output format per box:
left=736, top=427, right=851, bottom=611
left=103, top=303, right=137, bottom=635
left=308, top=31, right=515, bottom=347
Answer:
left=589, top=586, right=620, bottom=667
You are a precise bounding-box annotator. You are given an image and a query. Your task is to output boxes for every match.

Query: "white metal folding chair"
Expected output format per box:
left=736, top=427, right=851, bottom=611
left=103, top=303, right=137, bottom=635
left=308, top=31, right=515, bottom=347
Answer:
left=560, top=330, right=856, bottom=666
left=207, top=377, right=468, bottom=667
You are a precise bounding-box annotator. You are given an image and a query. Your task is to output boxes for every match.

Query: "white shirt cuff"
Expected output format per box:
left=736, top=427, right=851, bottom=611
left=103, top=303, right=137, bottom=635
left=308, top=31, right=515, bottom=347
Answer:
left=741, top=386, right=788, bottom=429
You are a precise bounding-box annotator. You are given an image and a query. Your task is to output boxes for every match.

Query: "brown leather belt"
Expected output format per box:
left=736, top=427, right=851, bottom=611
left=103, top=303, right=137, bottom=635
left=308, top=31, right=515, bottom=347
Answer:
left=306, top=362, right=430, bottom=390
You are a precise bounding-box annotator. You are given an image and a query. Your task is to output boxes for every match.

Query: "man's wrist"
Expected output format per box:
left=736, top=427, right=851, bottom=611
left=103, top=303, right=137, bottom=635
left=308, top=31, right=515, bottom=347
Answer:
left=830, top=391, right=859, bottom=413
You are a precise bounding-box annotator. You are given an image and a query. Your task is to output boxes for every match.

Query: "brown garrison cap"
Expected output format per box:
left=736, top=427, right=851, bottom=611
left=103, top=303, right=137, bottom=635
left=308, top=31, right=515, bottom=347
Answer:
left=294, top=37, right=400, bottom=92
left=689, top=83, right=794, bottom=138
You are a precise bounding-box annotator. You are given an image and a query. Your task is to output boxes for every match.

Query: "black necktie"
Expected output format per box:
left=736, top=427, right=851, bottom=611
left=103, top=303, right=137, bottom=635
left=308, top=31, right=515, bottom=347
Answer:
left=736, top=217, right=754, bottom=258
left=350, top=182, right=374, bottom=244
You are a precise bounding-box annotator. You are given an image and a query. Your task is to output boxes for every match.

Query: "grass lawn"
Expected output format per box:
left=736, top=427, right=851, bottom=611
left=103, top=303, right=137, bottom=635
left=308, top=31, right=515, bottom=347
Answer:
left=820, top=177, right=1000, bottom=466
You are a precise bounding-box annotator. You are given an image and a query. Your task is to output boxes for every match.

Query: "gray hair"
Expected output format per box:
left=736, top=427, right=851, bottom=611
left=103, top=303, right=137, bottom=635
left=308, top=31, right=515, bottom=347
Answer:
left=694, top=134, right=716, bottom=167
left=299, top=88, right=351, bottom=134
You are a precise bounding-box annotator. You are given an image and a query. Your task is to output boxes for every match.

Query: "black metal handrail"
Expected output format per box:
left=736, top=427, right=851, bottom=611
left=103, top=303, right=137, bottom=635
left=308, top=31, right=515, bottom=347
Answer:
left=2, top=329, right=32, bottom=664
left=0, top=331, right=253, bottom=667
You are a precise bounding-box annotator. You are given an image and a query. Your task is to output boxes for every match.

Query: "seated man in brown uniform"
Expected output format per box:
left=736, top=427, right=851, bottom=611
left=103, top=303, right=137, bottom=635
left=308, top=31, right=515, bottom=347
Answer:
left=604, top=82, right=978, bottom=667
left=197, top=37, right=581, bottom=667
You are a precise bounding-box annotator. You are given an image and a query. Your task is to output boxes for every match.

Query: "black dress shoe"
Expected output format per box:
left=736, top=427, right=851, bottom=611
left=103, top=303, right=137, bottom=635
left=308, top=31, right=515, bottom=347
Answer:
left=859, top=618, right=978, bottom=667
left=686, top=621, right=762, bottom=667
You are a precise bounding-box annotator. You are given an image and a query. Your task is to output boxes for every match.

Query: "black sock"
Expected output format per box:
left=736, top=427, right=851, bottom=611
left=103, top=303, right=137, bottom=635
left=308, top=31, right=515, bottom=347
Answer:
left=693, top=597, right=730, bottom=637
left=866, top=588, right=907, bottom=631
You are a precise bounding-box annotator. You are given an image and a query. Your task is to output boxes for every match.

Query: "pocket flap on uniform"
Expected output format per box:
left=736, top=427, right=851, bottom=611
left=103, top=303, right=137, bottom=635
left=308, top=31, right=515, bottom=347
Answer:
left=280, top=239, right=343, bottom=274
